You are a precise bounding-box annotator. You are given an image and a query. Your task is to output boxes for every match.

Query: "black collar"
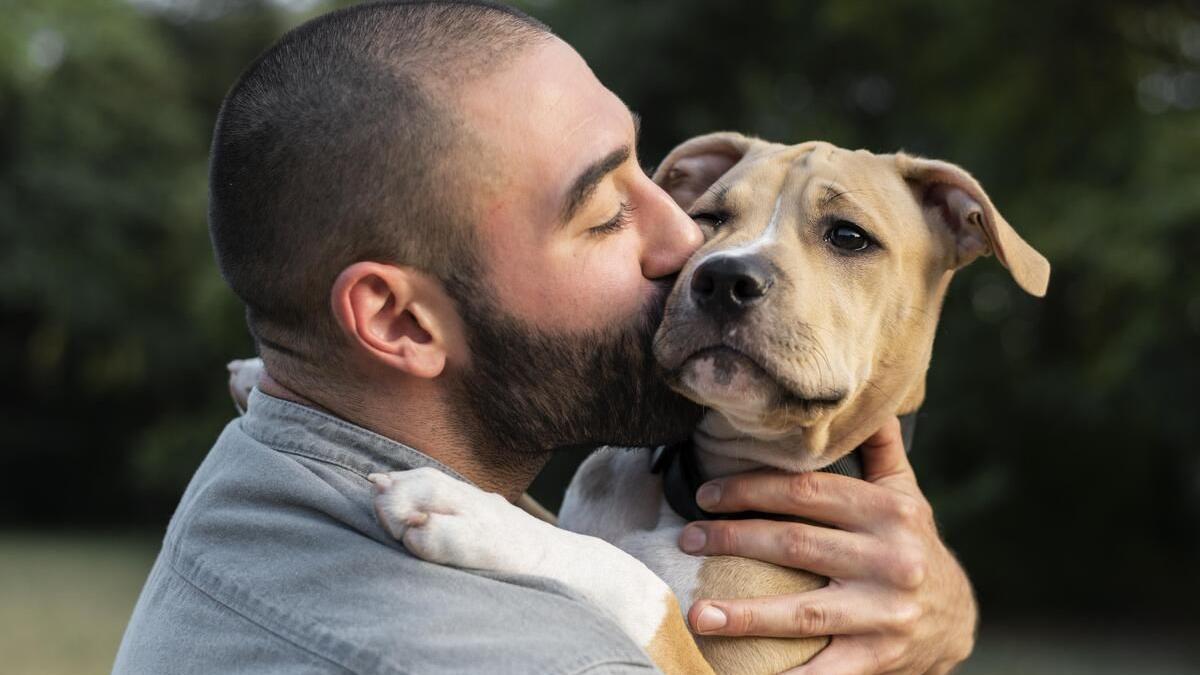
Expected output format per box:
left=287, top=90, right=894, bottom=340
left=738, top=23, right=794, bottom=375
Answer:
left=650, top=413, right=919, bottom=522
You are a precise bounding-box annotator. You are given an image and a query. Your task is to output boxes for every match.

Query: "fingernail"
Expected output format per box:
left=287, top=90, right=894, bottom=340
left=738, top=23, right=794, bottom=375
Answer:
left=679, top=525, right=707, bottom=553
left=696, top=482, right=721, bottom=509
left=695, top=605, right=727, bottom=632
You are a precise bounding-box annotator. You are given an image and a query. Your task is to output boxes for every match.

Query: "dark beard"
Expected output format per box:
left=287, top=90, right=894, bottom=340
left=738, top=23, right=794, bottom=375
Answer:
left=444, top=275, right=703, bottom=456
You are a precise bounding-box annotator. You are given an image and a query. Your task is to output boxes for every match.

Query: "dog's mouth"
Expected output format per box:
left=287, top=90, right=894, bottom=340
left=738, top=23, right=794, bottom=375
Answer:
left=666, top=344, right=845, bottom=415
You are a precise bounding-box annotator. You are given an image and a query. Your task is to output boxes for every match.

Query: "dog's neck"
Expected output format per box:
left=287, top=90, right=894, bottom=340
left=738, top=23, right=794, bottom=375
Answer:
left=690, top=382, right=927, bottom=481
left=691, top=428, right=773, bottom=480
left=688, top=410, right=839, bottom=480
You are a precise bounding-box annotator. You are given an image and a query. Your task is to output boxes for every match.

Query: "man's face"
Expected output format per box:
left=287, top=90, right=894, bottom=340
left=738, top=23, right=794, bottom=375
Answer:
left=447, top=38, right=705, bottom=453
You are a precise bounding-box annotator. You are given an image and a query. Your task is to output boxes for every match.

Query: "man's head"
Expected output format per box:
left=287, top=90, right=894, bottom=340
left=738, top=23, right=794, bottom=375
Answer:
left=209, top=1, right=704, bottom=457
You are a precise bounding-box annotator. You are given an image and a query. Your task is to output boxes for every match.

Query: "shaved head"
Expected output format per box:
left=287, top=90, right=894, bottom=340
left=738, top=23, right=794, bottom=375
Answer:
left=208, top=0, right=552, bottom=384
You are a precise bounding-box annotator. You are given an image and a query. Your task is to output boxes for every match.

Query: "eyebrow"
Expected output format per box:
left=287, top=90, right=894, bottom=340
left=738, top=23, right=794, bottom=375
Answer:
left=820, top=184, right=872, bottom=209
left=558, top=113, right=642, bottom=225
left=820, top=184, right=850, bottom=207
left=700, top=181, right=731, bottom=209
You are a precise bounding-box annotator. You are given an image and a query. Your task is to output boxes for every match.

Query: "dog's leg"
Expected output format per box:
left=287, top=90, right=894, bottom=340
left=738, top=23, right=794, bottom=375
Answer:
left=371, top=468, right=712, bottom=675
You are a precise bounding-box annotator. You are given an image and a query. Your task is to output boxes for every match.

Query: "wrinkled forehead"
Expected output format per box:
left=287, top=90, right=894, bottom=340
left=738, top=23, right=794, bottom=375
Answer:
left=720, top=142, right=912, bottom=222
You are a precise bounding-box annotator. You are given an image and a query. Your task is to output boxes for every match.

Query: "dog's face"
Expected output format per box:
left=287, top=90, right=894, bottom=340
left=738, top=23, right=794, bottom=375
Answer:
left=652, top=133, right=1049, bottom=470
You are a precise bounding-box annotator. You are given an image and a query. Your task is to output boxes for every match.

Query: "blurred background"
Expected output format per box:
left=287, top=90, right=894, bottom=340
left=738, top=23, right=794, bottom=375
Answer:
left=2, top=0, right=1198, bottom=672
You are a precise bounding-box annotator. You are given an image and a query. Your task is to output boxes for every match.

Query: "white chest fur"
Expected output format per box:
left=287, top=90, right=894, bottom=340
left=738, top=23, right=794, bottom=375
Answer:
left=559, top=448, right=706, bottom=612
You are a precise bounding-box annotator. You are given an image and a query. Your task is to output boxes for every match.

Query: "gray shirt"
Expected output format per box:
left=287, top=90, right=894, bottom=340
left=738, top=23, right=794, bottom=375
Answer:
left=113, top=389, right=655, bottom=674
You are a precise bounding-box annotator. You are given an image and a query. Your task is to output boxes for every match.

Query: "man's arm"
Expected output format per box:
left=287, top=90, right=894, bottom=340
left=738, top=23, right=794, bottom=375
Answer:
left=676, top=417, right=977, bottom=674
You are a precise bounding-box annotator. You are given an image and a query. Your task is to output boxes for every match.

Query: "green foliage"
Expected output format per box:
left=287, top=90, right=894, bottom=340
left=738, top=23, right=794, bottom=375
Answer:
left=2, top=0, right=1197, bottom=618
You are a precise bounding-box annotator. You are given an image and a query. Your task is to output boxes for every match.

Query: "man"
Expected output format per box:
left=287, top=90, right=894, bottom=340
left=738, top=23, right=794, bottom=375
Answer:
left=115, top=2, right=976, bottom=673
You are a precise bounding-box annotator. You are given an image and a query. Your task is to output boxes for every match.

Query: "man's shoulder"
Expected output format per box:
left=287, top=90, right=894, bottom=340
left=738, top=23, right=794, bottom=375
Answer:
left=116, top=421, right=654, bottom=675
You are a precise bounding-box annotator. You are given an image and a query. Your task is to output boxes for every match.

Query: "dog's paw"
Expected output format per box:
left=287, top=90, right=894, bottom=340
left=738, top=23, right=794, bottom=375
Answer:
left=227, top=358, right=264, bottom=413
left=369, top=467, right=541, bottom=573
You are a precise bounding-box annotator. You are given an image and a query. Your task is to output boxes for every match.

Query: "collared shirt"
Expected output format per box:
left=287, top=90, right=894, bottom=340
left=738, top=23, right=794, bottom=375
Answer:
left=113, top=389, right=655, bottom=674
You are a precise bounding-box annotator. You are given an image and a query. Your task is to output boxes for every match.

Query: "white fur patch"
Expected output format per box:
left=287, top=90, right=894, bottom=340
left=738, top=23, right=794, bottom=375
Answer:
left=560, top=450, right=705, bottom=617
left=692, top=191, right=786, bottom=269
left=373, top=467, right=672, bottom=649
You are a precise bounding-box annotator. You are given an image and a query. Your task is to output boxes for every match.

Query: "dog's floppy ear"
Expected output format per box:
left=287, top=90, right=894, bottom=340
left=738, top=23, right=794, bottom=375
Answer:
left=652, top=132, right=753, bottom=209
left=896, top=154, right=1050, bottom=297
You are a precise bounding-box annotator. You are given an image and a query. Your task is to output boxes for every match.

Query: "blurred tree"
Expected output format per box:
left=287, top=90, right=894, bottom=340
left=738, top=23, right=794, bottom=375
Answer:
left=0, top=0, right=306, bottom=521
left=1, top=0, right=1196, bottom=622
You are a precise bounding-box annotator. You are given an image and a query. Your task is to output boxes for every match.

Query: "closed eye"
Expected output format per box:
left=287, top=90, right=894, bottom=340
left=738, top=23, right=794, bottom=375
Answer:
left=689, top=211, right=730, bottom=229
left=587, top=202, right=635, bottom=237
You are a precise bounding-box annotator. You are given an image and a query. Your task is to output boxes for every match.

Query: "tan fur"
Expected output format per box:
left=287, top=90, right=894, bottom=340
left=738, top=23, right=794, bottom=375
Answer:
left=632, top=133, right=1050, bottom=674
left=653, top=134, right=1049, bottom=472
left=644, top=594, right=717, bottom=675
left=694, top=557, right=829, bottom=675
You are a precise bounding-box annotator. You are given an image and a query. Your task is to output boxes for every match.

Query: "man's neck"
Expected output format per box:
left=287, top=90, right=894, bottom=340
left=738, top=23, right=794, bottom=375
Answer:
left=259, top=371, right=546, bottom=501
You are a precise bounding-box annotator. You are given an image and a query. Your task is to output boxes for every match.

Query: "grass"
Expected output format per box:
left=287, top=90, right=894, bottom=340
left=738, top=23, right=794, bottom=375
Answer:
left=0, top=532, right=158, bottom=675
left=1, top=531, right=1196, bottom=674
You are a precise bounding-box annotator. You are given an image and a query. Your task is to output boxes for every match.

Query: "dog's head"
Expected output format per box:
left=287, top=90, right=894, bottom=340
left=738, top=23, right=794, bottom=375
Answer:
left=652, top=132, right=1049, bottom=470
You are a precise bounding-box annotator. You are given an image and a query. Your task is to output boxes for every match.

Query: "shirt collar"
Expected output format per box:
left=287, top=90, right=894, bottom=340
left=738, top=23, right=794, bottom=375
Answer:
left=239, top=388, right=471, bottom=484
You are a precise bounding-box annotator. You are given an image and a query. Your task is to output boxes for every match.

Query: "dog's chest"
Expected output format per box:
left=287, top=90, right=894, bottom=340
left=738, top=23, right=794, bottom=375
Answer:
left=559, top=448, right=706, bottom=609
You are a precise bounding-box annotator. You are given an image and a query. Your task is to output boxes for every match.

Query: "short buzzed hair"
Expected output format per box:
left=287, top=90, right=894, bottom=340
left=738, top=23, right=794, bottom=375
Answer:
left=208, top=0, right=552, bottom=382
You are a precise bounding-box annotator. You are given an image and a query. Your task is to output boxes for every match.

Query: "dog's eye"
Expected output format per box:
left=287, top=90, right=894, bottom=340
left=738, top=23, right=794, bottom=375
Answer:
left=827, top=221, right=872, bottom=251
left=690, top=211, right=727, bottom=229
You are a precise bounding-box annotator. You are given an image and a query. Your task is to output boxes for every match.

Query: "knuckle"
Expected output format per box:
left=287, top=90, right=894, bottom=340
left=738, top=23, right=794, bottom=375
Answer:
left=886, top=493, right=932, bottom=528
left=787, top=472, right=821, bottom=506
left=792, top=603, right=827, bottom=635
left=709, top=523, right=738, bottom=553
left=783, top=526, right=817, bottom=565
left=890, top=494, right=921, bottom=522
left=733, top=604, right=757, bottom=634
left=720, top=477, right=747, bottom=505
left=888, top=546, right=928, bottom=589
left=887, top=600, right=922, bottom=632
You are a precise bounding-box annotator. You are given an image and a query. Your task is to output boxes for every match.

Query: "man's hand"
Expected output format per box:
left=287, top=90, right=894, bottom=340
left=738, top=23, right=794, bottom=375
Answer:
left=676, top=417, right=977, bottom=674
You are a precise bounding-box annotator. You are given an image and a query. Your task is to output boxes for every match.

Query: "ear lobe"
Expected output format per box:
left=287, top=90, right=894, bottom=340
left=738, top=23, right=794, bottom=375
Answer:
left=652, top=131, right=754, bottom=209
left=898, top=154, right=1051, bottom=297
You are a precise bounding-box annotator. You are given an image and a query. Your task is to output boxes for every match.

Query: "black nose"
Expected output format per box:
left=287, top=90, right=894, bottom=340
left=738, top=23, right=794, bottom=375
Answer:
left=690, top=255, right=774, bottom=319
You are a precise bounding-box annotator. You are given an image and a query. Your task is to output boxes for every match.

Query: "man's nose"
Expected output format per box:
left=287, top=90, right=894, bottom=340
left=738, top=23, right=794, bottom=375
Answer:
left=639, top=180, right=703, bottom=279
left=690, top=254, right=773, bottom=321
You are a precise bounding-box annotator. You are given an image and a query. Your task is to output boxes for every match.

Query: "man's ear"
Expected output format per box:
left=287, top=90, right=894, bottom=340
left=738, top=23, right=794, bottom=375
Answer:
left=895, top=153, right=1051, bottom=297
left=331, top=262, right=460, bottom=379
left=652, top=131, right=755, bottom=210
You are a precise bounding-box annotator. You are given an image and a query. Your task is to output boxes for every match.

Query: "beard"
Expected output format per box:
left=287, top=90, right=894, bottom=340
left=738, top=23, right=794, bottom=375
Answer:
left=444, top=275, right=703, bottom=456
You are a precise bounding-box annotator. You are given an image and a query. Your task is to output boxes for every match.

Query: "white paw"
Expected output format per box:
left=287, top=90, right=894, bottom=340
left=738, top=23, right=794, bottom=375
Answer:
left=369, top=467, right=543, bottom=573
left=371, top=469, right=674, bottom=648
left=227, top=358, right=264, bottom=413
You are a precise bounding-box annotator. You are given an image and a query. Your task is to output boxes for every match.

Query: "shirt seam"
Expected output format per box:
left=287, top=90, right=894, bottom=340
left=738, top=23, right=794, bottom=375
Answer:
left=568, top=661, right=659, bottom=674
left=166, top=555, right=406, bottom=675
left=271, top=444, right=377, bottom=480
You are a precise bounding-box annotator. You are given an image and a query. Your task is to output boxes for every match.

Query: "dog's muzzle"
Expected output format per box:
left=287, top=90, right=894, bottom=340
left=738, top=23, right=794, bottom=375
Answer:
left=690, top=254, right=774, bottom=322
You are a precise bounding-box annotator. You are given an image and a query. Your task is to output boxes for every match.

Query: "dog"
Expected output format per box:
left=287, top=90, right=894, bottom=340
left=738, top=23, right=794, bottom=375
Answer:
left=229, top=131, right=1049, bottom=674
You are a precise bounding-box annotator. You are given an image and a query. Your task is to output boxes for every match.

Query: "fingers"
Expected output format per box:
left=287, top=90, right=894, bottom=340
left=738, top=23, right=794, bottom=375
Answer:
left=688, top=586, right=911, bottom=639
left=679, top=519, right=879, bottom=580
left=858, top=416, right=918, bottom=492
left=691, top=470, right=913, bottom=533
